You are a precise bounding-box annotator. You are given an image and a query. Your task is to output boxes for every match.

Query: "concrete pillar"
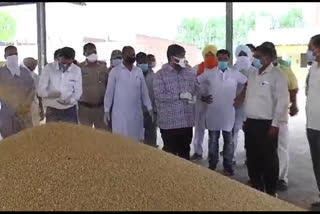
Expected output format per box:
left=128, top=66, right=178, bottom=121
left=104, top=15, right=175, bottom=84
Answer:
left=36, top=2, right=47, bottom=75
left=226, top=2, right=233, bottom=65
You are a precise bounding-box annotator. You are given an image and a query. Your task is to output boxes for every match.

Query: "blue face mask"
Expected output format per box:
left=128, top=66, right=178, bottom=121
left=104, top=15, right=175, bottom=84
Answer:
left=253, top=58, right=263, bottom=69
left=137, top=64, right=149, bottom=73
left=218, top=61, right=228, bottom=71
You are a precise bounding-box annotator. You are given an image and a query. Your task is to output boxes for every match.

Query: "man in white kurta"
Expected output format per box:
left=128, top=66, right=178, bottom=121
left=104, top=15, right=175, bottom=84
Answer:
left=198, top=49, right=247, bottom=176
left=190, top=45, right=218, bottom=161
left=104, top=46, right=153, bottom=142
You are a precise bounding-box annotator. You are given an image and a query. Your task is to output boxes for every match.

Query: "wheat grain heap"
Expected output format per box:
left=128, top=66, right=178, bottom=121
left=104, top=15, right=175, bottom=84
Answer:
left=0, top=123, right=303, bottom=211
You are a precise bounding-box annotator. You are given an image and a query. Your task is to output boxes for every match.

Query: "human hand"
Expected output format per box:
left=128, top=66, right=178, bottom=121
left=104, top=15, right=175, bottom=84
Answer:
left=179, top=92, right=193, bottom=101
left=289, top=104, right=299, bottom=117
left=242, top=121, right=247, bottom=132
left=104, top=111, right=110, bottom=125
left=234, top=95, right=244, bottom=108
left=268, top=126, right=279, bottom=139
left=201, top=95, right=213, bottom=104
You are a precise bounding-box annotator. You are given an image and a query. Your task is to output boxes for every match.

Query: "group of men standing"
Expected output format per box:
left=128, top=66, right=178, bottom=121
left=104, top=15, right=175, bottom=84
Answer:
left=2, top=34, right=320, bottom=207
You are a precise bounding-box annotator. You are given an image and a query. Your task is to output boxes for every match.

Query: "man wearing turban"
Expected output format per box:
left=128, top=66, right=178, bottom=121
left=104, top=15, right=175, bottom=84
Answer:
left=190, top=45, right=218, bottom=161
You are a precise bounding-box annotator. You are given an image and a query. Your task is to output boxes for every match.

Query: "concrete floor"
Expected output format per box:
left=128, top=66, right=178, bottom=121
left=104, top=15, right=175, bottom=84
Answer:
left=156, top=86, right=318, bottom=211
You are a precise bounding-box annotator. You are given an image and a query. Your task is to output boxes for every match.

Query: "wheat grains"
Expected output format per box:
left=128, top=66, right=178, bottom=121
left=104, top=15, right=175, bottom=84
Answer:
left=0, top=123, right=304, bottom=211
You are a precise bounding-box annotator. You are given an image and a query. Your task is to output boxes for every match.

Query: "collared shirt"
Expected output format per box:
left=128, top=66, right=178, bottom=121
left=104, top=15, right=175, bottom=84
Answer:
left=38, top=61, right=82, bottom=110
left=153, top=63, right=200, bottom=130
left=198, top=67, right=247, bottom=132
left=0, top=66, right=35, bottom=112
left=306, top=62, right=320, bottom=131
left=244, top=63, right=289, bottom=127
left=79, top=60, right=108, bottom=105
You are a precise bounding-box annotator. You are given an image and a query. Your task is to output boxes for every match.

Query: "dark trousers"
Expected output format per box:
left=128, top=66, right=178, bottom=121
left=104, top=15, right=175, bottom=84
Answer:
left=160, top=127, right=193, bottom=160
left=46, top=106, right=78, bottom=124
left=244, top=119, right=279, bottom=195
left=143, top=112, right=157, bottom=147
left=307, top=128, right=320, bottom=194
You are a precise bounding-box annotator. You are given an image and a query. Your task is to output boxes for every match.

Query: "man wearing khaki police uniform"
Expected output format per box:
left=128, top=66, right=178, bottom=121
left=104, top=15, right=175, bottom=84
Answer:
left=79, top=43, right=109, bottom=130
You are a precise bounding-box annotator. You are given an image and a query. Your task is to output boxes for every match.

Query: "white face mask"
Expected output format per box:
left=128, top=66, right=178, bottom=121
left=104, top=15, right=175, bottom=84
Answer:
left=235, top=56, right=251, bottom=71
left=6, top=55, right=20, bottom=76
left=111, top=59, right=122, bottom=67
left=86, top=53, right=98, bottom=63
left=306, top=50, right=315, bottom=64
left=151, top=62, right=156, bottom=68
left=173, top=56, right=187, bottom=68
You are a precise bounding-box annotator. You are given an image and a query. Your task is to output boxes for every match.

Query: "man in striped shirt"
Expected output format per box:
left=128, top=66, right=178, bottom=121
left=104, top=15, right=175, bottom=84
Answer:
left=153, top=44, right=212, bottom=160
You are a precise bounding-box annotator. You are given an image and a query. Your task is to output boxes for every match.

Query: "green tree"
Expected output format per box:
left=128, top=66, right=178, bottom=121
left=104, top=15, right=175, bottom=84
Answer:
left=0, top=12, right=16, bottom=42
left=233, top=12, right=256, bottom=47
left=279, top=8, right=304, bottom=28
left=202, top=16, right=225, bottom=50
left=176, top=18, right=203, bottom=48
left=176, top=17, right=226, bottom=50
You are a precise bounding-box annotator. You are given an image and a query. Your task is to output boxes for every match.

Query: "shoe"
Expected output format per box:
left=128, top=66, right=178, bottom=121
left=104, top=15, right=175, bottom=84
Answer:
left=208, top=165, right=216, bottom=171
left=191, top=153, right=203, bottom=161
left=277, top=180, right=288, bottom=191
left=223, top=169, right=235, bottom=176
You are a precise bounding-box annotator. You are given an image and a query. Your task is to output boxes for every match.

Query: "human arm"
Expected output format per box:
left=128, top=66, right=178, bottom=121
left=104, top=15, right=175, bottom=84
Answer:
left=234, top=71, right=248, bottom=108
left=141, top=74, right=152, bottom=112
left=104, top=69, right=116, bottom=113
left=285, top=66, right=299, bottom=116
left=38, top=65, right=61, bottom=98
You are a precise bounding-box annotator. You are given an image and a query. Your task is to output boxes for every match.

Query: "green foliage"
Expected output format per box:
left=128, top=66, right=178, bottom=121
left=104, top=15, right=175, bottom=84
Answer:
left=176, top=8, right=305, bottom=50
left=176, top=17, right=226, bottom=50
left=279, top=8, right=304, bottom=28
left=233, top=12, right=256, bottom=47
left=0, top=12, right=16, bottom=42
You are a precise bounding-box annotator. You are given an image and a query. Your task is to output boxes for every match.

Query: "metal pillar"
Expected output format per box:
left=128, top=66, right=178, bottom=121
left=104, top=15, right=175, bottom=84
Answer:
left=36, top=2, right=46, bottom=75
left=226, top=2, right=233, bottom=65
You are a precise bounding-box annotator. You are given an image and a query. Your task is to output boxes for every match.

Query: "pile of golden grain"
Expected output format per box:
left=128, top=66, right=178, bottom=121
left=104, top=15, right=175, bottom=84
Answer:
left=0, top=123, right=304, bottom=211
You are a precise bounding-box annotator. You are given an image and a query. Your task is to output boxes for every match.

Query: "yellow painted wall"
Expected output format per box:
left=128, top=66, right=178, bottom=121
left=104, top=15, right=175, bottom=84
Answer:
left=276, top=45, right=309, bottom=86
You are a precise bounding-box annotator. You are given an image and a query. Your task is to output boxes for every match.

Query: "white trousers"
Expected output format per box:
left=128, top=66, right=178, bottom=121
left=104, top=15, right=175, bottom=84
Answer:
left=192, top=101, right=207, bottom=155
left=233, top=128, right=242, bottom=162
left=278, top=122, right=289, bottom=183
left=31, top=101, right=41, bottom=126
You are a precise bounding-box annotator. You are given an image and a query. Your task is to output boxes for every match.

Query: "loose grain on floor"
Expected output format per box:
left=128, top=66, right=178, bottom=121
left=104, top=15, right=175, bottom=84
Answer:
left=0, top=123, right=305, bottom=211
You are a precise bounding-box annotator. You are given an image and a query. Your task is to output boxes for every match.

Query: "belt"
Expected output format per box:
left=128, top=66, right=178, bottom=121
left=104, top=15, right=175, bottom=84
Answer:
left=79, top=101, right=103, bottom=108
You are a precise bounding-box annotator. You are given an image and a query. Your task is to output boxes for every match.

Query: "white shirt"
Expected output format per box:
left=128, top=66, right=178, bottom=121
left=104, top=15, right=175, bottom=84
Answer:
left=198, top=67, right=247, bottom=132
left=306, top=62, right=320, bottom=130
left=104, top=63, right=152, bottom=141
left=38, top=62, right=82, bottom=110
left=244, top=63, right=289, bottom=127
